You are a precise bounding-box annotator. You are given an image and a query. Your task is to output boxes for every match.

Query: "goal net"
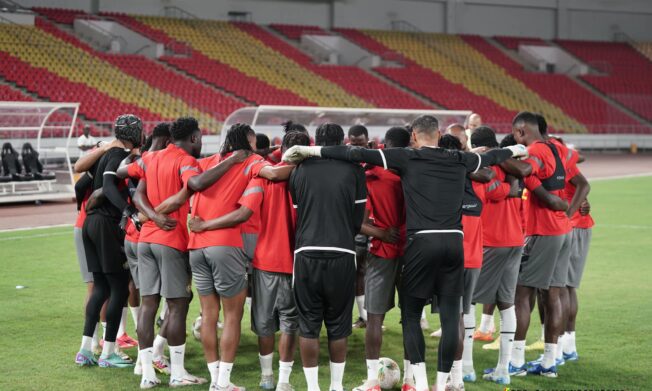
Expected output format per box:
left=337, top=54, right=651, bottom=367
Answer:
left=219, top=105, right=472, bottom=149
left=0, top=101, right=79, bottom=203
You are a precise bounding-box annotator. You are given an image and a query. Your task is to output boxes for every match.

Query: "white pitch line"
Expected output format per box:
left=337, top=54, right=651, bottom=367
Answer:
left=0, top=223, right=73, bottom=233
left=589, top=172, right=652, bottom=181
left=598, top=224, right=652, bottom=229
left=0, top=230, right=72, bottom=241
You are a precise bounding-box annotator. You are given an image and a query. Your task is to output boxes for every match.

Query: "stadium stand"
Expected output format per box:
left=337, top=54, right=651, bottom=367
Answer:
left=335, top=27, right=525, bottom=130
left=558, top=40, right=652, bottom=123
left=237, top=22, right=432, bottom=109
left=365, top=30, right=586, bottom=133
left=0, top=20, right=216, bottom=128
left=0, top=7, right=649, bottom=136
left=137, top=16, right=371, bottom=108
left=104, top=12, right=316, bottom=106
left=464, top=35, right=643, bottom=133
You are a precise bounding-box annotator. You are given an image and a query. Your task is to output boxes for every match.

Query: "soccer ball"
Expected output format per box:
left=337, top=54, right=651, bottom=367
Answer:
left=192, top=315, right=202, bottom=340
left=378, top=357, right=401, bottom=389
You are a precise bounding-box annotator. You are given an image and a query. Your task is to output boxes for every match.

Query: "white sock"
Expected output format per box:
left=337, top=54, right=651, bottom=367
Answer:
left=140, top=347, right=156, bottom=382
left=279, top=361, right=293, bottom=384
left=436, top=371, right=448, bottom=391
left=259, top=353, right=273, bottom=376
left=91, top=323, right=100, bottom=350
left=356, top=295, right=367, bottom=321
left=479, top=313, right=493, bottom=333
left=101, top=321, right=107, bottom=340
left=421, top=308, right=427, bottom=320
left=411, top=362, right=428, bottom=390
left=542, top=343, right=557, bottom=368
left=488, top=312, right=496, bottom=332
left=556, top=334, right=565, bottom=360
left=169, top=344, right=186, bottom=380
left=497, top=307, right=516, bottom=373
left=565, top=331, right=576, bottom=354
left=117, top=307, right=127, bottom=337
left=153, top=335, right=167, bottom=359
left=80, top=335, right=93, bottom=352
left=403, top=359, right=413, bottom=384
left=540, top=324, right=545, bottom=341
left=207, top=361, right=219, bottom=385
left=130, top=306, right=140, bottom=330
left=159, top=300, right=168, bottom=320
left=303, top=366, right=320, bottom=391
left=511, top=340, right=526, bottom=367
left=366, top=359, right=379, bottom=381
left=101, top=341, right=114, bottom=359
left=450, top=360, right=463, bottom=386
left=329, top=361, right=345, bottom=391
left=462, top=311, right=475, bottom=372
left=218, top=361, right=233, bottom=388
left=245, top=296, right=252, bottom=309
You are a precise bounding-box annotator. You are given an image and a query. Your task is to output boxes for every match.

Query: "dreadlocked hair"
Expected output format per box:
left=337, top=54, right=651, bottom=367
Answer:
left=220, top=123, right=255, bottom=157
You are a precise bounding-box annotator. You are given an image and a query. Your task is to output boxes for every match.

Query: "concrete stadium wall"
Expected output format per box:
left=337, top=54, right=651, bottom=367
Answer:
left=17, top=0, right=652, bottom=41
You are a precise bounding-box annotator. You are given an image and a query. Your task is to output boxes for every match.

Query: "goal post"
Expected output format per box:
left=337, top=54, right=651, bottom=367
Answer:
left=0, top=101, right=80, bottom=203
left=219, top=105, right=472, bottom=148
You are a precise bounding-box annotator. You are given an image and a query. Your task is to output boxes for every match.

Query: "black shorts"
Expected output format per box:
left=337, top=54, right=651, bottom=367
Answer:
left=82, top=213, right=128, bottom=274
left=293, top=251, right=356, bottom=340
left=401, top=232, right=464, bottom=299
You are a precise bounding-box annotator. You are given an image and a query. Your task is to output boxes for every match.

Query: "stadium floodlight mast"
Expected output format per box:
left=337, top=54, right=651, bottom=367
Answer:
left=0, top=101, right=80, bottom=203
left=221, top=105, right=472, bottom=144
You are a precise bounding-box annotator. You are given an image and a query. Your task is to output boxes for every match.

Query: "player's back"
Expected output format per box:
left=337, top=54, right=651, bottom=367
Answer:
left=90, top=147, right=129, bottom=221
left=139, top=144, right=199, bottom=251
left=290, top=157, right=366, bottom=253
left=397, top=147, right=478, bottom=233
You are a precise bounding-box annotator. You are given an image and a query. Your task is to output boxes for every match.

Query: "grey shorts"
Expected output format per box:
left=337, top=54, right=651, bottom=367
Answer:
left=190, top=246, right=248, bottom=298
left=138, top=242, right=191, bottom=299
left=567, top=228, right=592, bottom=288
left=462, top=268, right=481, bottom=314
left=251, top=268, right=298, bottom=336
left=125, top=239, right=139, bottom=290
left=74, top=227, right=93, bottom=283
left=430, top=268, right=480, bottom=315
left=473, top=246, right=522, bottom=305
left=242, top=233, right=258, bottom=261
left=364, top=253, right=400, bottom=315
left=518, top=233, right=572, bottom=289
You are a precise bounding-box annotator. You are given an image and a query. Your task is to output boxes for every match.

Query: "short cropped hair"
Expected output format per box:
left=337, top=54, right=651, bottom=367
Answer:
left=470, top=126, right=499, bottom=148
left=348, top=124, right=368, bottom=139
left=411, top=115, right=439, bottom=135
left=282, top=131, right=310, bottom=149
left=384, top=127, right=410, bottom=148
left=170, top=117, right=199, bottom=141
left=439, top=134, right=462, bottom=150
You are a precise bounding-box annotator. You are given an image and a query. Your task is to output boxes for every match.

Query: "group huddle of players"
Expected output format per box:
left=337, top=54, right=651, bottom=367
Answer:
left=71, top=110, right=593, bottom=391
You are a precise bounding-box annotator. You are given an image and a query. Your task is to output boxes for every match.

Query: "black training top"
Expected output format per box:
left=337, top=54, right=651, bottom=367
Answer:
left=320, top=146, right=513, bottom=234
left=289, top=157, right=367, bottom=255
left=88, top=147, right=130, bottom=221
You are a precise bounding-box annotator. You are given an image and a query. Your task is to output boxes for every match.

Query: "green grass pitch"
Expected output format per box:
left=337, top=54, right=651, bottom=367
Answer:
left=1, top=176, right=650, bottom=390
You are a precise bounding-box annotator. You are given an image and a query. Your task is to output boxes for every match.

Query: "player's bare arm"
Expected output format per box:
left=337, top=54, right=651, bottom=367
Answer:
left=132, top=180, right=176, bottom=231
left=74, top=139, right=124, bottom=173
left=188, top=205, right=253, bottom=232
left=567, top=172, right=591, bottom=217
left=187, top=149, right=251, bottom=192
